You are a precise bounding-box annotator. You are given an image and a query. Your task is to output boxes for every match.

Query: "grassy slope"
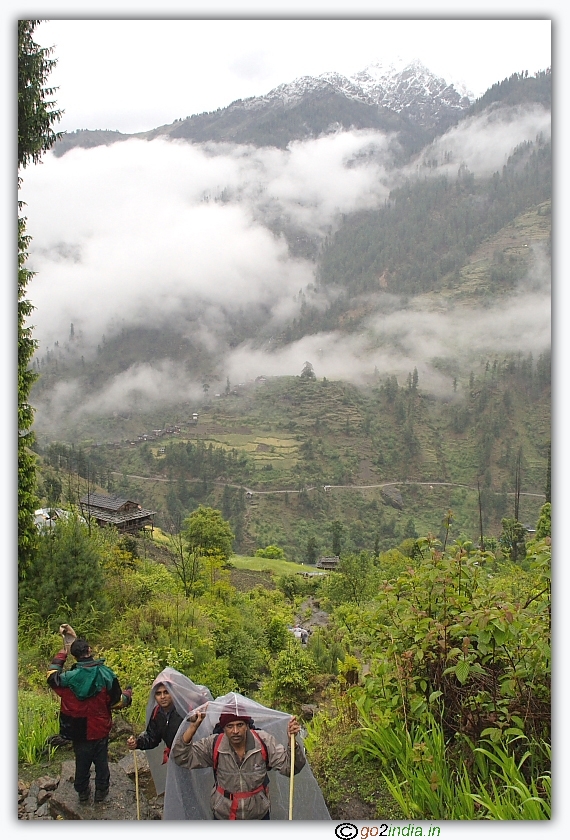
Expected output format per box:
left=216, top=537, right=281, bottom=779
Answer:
left=230, top=554, right=317, bottom=576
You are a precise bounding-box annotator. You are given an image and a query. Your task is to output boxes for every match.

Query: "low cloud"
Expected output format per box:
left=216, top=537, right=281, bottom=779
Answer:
left=411, top=103, right=551, bottom=178
left=21, top=112, right=550, bottom=434
left=22, top=131, right=395, bottom=353
left=34, top=361, right=205, bottom=435
left=222, top=288, right=550, bottom=397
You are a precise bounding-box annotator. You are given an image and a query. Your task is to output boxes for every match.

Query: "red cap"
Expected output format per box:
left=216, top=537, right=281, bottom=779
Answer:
left=218, top=708, right=253, bottom=730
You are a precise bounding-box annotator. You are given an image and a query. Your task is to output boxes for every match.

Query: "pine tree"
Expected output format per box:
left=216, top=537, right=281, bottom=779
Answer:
left=306, top=535, right=318, bottom=564
left=330, top=520, right=344, bottom=556
left=18, top=218, right=39, bottom=579
left=545, top=441, right=551, bottom=504
left=18, top=21, right=62, bottom=580
left=18, top=21, right=62, bottom=168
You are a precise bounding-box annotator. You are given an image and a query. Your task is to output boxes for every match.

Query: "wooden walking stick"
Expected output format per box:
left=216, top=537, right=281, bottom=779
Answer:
left=133, top=747, right=141, bottom=820
left=288, top=732, right=295, bottom=820
left=130, top=722, right=141, bottom=820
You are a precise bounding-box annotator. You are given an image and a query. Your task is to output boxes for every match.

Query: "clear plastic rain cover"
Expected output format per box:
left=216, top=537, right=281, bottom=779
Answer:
left=142, top=667, right=213, bottom=796
left=163, top=691, right=331, bottom=820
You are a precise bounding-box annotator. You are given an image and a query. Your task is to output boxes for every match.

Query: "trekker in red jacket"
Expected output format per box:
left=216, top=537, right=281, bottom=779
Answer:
left=47, top=630, right=132, bottom=804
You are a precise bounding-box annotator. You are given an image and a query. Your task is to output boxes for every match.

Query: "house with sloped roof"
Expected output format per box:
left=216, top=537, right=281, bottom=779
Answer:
left=316, top=556, right=340, bottom=570
left=79, top=493, right=155, bottom=534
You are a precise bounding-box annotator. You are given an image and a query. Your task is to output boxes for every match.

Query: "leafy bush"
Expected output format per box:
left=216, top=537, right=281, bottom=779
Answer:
left=335, top=536, right=551, bottom=741
left=324, top=552, right=376, bottom=605
left=106, top=596, right=215, bottom=667
left=212, top=624, right=267, bottom=691
left=129, top=562, right=178, bottom=600
left=534, top=502, right=551, bottom=539
left=276, top=572, right=316, bottom=601
left=100, top=642, right=163, bottom=726
left=255, top=544, right=285, bottom=560
left=261, top=639, right=317, bottom=711
left=266, top=615, right=290, bottom=654
left=192, top=657, right=238, bottom=698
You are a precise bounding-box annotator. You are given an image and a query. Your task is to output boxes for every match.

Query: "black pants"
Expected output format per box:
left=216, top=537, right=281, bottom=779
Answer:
left=72, top=737, right=110, bottom=793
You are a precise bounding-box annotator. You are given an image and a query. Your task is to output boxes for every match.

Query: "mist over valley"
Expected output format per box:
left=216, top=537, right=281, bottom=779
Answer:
left=21, top=64, right=550, bottom=452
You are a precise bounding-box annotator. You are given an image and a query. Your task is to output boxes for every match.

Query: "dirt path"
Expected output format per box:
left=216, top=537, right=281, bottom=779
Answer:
left=296, top=596, right=330, bottom=631
left=110, top=471, right=546, bottom=499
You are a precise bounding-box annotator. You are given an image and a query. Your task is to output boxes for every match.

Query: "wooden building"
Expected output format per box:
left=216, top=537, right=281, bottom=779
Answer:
left=316, top=556, right=340, bottom=570
left=80, top=493, right=155, bottom=534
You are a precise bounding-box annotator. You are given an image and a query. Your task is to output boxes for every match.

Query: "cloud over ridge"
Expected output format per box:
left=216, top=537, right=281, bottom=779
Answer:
left=20, top=108, right=550, bottom=432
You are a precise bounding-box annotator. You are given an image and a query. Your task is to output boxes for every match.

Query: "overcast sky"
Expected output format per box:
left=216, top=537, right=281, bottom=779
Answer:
left=33, top=18, right=551, bottom=134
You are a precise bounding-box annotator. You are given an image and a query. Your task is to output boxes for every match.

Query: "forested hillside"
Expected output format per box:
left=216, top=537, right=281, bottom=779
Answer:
left=317, top=139, right=550, bottom=297
left=34, top=349, right=549, bottom=562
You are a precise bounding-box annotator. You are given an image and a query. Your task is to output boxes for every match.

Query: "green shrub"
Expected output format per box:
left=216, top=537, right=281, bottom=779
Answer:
left=100, top=643, right=163, bottom=726
left=255, top=544, right=285, bottom=560
left=192, top=657, right=238, bottom=698
left=19, top=513, right=108, bottom=626
left=261, top=639, right=316, bottom=711
left=333, top=537, right=551, bottom=740
left=266, top=615, right=290, bottom=654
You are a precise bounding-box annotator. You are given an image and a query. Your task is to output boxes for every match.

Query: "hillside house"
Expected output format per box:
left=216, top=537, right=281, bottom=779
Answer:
left=316, top=556, right=340, bottom=570
left=79, top=493, right=155, bottom=534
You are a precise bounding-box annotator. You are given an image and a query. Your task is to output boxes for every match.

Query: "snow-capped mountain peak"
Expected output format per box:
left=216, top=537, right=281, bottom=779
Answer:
left=245, top=59, right=475, bottom=129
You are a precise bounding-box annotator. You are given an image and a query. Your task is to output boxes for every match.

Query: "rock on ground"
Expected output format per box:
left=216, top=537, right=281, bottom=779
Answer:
left=48, top=760, right=149, bottom=820
left=19, top=754, right=165, bottom=821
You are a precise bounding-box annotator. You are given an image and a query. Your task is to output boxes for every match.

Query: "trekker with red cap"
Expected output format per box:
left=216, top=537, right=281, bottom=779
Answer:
left=170, top=700, right=305, bottom=819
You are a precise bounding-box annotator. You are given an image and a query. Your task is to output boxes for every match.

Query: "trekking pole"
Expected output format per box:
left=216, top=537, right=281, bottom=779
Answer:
left=130, top=722, right=141, bottom=821
left=134, top=748, right=141, bottom=820
left=288, top=732, right=295, bottom=820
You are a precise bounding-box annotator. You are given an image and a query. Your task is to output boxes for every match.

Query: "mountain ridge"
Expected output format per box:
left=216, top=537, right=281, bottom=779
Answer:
left=259, top=60, right=473, bottom=128
left=53, top=60, right=476, bottom=157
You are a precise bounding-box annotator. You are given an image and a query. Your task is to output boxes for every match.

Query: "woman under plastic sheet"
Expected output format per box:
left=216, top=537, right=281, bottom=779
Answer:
left=163, top=691, right=331, bottom=820
left=132, top=667, right=213, bottom=796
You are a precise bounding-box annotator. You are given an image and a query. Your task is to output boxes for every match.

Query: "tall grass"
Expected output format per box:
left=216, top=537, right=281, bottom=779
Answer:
left=18, top=690, right=60, bottom=764
left=351, top=713, right=551, bottom=820
left=469, top=740, right=551, bottom=819
left=351, top=712, right=476, bottom=819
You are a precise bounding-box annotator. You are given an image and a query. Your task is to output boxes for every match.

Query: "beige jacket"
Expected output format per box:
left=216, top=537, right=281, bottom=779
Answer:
left=171, top=727, right=305, bottom=819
